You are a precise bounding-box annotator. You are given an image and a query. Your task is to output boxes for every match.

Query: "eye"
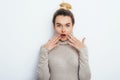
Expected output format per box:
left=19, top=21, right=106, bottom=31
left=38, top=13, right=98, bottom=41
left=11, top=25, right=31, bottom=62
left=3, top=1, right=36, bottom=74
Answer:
left=66, top=24, right=70, bottom=27
left=56, top=24, right=61, bottom=27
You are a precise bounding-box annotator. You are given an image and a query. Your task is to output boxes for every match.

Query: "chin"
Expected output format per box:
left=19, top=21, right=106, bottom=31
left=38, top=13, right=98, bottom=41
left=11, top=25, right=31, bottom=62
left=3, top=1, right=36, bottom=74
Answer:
left=60, top=37, right=68, bottom=41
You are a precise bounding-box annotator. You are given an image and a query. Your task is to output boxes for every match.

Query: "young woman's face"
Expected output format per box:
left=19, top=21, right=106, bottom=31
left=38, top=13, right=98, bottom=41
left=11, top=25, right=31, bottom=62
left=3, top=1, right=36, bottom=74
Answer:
left=54, top=15, right=73, bottom=41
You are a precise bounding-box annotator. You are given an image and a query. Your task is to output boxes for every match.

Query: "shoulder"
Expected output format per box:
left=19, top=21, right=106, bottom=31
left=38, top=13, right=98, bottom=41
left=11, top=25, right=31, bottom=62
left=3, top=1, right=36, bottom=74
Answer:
left=40, top=44, right=49, bottom=53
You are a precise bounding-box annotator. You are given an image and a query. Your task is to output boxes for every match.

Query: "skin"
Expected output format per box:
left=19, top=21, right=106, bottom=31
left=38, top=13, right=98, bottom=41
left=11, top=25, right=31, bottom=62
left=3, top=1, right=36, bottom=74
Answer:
left=44, top=15, right=86, bottom=51
left=54, top=15, right=73, bottom=41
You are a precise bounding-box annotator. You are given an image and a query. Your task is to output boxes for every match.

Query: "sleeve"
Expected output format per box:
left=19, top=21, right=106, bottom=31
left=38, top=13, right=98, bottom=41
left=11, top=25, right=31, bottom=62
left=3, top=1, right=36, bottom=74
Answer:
left=38, top=46, right=50, bottom=80
left=78, top=45, right=91, bottom=80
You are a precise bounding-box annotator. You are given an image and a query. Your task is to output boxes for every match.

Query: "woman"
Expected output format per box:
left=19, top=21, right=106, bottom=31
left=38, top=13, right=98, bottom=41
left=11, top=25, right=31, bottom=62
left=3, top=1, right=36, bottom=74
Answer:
left=38, top=2, right=91, bottom=80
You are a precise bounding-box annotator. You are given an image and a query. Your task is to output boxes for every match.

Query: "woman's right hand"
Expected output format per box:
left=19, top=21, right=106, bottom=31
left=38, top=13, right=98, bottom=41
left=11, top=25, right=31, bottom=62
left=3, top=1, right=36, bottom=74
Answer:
left=44, top=34, right=61, bottom=51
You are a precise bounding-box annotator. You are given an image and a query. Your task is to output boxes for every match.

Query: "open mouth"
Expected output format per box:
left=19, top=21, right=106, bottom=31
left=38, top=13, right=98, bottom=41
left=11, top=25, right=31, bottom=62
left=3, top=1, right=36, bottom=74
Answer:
left=61, top=34, right=66, bottom=37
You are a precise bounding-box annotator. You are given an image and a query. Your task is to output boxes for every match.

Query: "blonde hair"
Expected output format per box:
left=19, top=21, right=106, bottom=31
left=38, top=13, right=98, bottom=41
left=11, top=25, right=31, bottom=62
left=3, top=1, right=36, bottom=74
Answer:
left=52, top=2, right=74, bottom=25
left=59, top=2, right=72, bottom=10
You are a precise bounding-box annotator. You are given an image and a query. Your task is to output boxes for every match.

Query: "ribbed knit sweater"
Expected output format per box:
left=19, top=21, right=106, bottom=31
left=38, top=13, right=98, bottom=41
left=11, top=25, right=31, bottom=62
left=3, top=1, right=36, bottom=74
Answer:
left=38, top=40, right=91, bottom=80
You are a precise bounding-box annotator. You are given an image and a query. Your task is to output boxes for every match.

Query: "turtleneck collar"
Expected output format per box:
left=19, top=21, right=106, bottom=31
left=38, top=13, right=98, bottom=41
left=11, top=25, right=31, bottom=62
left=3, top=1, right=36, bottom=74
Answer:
left=58, top=40, right=69, bottom=45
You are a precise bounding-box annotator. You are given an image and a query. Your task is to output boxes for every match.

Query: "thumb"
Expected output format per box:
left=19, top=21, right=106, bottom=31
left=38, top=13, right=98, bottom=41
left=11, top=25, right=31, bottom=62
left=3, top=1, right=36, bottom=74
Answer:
left=82, top=37, right=86, bottom=44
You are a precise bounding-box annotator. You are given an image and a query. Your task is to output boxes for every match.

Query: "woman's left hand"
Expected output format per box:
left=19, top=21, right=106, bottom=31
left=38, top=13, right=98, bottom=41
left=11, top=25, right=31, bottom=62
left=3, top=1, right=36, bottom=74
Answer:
left=68, top=34, right=86, bottom=50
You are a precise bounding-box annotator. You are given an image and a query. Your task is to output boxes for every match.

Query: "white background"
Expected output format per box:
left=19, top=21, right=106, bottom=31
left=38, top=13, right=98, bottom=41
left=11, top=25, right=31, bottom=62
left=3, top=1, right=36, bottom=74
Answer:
left=0, top=0, right=120, bottom=80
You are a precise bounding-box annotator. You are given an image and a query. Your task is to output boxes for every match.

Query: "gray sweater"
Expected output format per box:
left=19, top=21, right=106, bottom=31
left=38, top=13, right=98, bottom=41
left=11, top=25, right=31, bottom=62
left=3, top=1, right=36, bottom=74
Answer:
left=38, top=40, right=91, bottom=80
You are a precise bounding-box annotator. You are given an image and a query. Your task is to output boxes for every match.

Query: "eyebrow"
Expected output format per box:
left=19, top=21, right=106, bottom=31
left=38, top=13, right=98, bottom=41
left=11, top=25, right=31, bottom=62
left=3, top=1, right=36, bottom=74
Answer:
left=66, top=23, right=70, bottom=25
left=56, top=23, right=61, bottom=25
left=56, top=23, right=71, bottom=25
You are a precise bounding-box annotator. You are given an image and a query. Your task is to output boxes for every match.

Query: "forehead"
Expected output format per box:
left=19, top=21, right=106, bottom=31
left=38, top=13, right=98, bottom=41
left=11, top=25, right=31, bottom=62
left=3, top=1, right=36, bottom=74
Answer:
left=55, top=15, right=72, bottom=24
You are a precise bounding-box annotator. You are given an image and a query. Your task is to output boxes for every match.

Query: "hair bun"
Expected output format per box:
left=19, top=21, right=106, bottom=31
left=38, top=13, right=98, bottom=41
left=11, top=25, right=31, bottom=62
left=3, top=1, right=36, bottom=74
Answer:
left=60, top=2, right=72, bottom=10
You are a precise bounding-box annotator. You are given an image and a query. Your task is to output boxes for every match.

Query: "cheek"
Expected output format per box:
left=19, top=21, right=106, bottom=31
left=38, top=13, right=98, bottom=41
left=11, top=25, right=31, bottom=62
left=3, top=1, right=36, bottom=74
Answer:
left=67, top=27, right=73, bottom=34
left=54, top=27, right=61, bottom=33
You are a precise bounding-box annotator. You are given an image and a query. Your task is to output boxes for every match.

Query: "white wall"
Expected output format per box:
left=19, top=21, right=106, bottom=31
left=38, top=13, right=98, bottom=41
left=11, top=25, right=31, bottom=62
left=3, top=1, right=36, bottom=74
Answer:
left=0, top=0, right=120, bottom=80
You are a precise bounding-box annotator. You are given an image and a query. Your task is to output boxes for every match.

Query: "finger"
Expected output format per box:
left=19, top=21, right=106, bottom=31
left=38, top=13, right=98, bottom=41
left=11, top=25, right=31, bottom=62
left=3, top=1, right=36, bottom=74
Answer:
left=53, top=34, right=60, bottom=39
left=82, top=37, right=86, bottom=44
left=68, top=36, right=75, bottom=43
left=50, top=35, right=61, bottom=44
left=48, top=36, right=59, bottom=44
left=68, top=42, right=75, bottom=47
left=68, top=34, right=81, bottom=45
left=52, top=43, right=59, bottom=49
left=51, top=34, right=60, bottom=42
left=68, top=34, right=75, bottom=41
left=54, top=36, right=61, bottom=43
left=68, top=34, right=78, bottom=42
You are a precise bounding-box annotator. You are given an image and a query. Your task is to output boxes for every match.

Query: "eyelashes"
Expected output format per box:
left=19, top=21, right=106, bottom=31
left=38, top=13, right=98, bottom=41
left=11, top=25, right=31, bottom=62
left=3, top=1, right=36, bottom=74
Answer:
left=56, top=24, right=70, bottom=27
left=56, top=24, right=61, bottom=27
left=66, top=24, right=70, bottom=27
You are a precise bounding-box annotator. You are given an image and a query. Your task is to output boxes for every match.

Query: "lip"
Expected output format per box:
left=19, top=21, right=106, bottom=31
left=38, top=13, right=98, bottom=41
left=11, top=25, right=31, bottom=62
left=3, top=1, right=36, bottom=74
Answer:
left=61, top=34, right=66, bottom=36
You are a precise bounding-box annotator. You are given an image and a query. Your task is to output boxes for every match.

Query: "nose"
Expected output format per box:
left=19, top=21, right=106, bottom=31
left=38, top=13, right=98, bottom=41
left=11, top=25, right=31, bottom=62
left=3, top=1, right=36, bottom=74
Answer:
left=61, top=27, right=66, bottom=33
